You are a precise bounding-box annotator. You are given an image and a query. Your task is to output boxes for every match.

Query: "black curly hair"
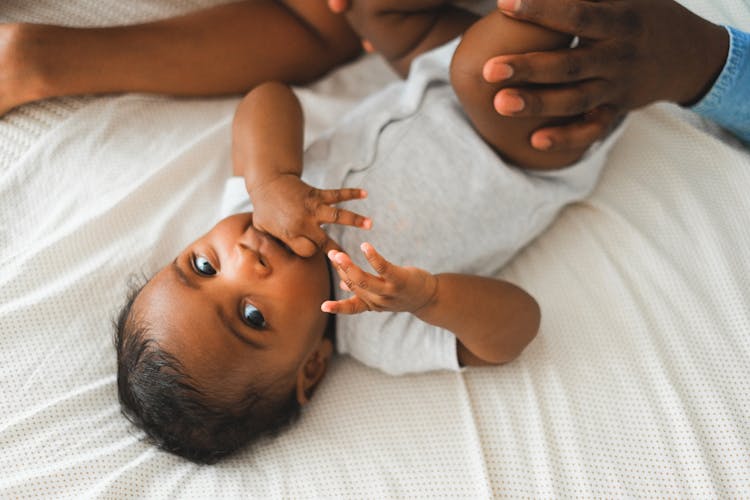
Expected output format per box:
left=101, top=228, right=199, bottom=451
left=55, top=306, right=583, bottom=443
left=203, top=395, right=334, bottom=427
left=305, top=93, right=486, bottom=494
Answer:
left=114, top=283, right=331, bottom=464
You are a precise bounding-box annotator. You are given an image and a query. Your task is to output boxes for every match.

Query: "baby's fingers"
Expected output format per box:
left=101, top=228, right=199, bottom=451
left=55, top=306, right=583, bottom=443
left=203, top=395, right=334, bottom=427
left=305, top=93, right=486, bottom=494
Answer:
left=360, top=242, right=395, bottom=279
left=328, top=249, right=381, bottom=295
left=318, top=204, right=371, bottom=229
left=287, top=238, right=317, bottom=258
left=319, top=187, right=367, bottom=204
left=321, top=297, right=369, bottom=315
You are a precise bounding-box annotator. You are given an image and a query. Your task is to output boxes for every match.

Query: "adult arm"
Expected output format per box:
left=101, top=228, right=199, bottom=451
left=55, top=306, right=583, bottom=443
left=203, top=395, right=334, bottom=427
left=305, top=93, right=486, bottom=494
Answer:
left=483, top=0, right=734, bottom=151
left=0, top=0, right=360, bottom=115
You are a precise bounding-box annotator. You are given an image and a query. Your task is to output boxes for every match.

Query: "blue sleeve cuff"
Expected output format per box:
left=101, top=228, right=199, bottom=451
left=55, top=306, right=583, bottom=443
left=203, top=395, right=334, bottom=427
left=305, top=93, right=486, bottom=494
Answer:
left=690, top=25, right=750, bottom=143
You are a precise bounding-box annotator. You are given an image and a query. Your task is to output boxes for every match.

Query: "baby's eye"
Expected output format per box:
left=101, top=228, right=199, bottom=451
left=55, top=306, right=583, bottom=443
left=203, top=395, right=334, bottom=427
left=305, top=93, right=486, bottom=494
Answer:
left=242, top=303, right=266, bottom=330
left=192, top=255, right=217, bottom=276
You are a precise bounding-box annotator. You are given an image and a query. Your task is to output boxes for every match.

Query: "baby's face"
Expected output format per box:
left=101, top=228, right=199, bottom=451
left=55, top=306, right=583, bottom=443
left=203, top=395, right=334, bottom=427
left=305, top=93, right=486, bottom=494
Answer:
left=132, top=212, right=332, bottom=403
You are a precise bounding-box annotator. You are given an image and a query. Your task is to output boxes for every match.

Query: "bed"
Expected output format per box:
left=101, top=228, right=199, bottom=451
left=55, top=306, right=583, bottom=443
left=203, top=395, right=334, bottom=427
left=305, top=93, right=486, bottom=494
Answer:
left=1, top=0, right=749, bottom=497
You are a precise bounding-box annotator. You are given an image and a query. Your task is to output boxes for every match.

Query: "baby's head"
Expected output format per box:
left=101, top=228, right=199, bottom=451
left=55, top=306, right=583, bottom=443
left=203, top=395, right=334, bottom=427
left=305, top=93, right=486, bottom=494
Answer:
left=115, top=213, right=334, bottom=463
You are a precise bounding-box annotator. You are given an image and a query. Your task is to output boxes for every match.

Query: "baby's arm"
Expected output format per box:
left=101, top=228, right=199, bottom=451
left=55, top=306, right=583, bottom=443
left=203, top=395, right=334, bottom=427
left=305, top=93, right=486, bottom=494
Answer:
left=325, top=244, right=540, bottom=366
left=1, top=1, right=360, bottom=115
left=233, top=82, right=370, bottom=257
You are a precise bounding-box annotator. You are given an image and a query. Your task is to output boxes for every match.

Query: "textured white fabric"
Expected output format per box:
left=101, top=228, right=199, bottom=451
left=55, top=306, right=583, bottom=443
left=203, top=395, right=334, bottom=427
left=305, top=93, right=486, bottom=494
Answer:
left=222, top=38, right=622, bottom=376
left=1, top=1, right=750, bottom=498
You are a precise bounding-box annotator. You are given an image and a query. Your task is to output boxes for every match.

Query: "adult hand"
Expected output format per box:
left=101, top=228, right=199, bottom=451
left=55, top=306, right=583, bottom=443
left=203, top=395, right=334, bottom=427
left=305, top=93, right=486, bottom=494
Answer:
left=484, top=0, right=729, bottom=152
left=322, top=243, right=438, bottom=314
left=249, top=174, right=371, bottom=258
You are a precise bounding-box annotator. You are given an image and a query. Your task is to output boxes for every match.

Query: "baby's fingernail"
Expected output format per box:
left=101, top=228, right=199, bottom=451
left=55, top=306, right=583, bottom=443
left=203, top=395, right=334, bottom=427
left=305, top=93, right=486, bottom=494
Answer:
left=360, top=242, right=369, bottom=253
left=361, top=218, right=372, bottom=229
left=497, top=0, right=521, bottom=12
left=495, top=92, right=525, bottom=115
left=360, top=189, right=367, bottom=198
left=327, top=250, right=337, bottom=260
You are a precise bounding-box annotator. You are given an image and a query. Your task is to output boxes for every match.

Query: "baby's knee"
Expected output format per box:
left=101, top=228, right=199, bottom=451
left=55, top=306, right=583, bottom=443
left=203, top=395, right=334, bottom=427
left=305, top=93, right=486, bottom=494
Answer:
left=450, top=12, right=586, bottom=170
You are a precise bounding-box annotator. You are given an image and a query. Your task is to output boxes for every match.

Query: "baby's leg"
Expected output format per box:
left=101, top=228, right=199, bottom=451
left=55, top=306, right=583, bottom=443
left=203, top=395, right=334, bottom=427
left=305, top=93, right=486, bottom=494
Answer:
left=450, top=11, right=587, bottom=170
left=342, top=0, right=477, bottom=77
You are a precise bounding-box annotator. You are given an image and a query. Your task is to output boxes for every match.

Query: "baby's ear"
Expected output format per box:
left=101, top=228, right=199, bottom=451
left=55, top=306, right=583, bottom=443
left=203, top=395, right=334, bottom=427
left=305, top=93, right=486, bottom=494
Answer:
left=295, top=338, right=333, bottom=405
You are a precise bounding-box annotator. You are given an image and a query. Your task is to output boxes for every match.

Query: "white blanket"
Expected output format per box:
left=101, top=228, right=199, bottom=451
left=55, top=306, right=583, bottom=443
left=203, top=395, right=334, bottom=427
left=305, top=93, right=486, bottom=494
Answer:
left=1, top=1, right=750, bottom=497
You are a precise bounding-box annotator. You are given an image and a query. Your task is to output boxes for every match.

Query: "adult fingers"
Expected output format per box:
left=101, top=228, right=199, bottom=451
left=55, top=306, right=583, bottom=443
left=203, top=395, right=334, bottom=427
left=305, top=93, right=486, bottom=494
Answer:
left=362, top=39, right=375, bottom=53
left=327, top=0, right=350, bottom=14
left=529, top=106, right=620, bottom=152
left=494, top=79, right=614, bottom=117
left=497, top=0, right=635, bottom=40
left=321, top=297, right=369, bottom=315
left=483, top=45, right=617, bottom=85
left=318, top=204, right=372, bottom=229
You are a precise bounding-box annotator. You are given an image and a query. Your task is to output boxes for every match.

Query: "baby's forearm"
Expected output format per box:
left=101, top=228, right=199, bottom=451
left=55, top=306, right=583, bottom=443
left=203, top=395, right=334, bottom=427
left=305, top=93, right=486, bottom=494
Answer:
left=232, top=82, right=304, bottom=191
left=14, top=1, right=360, bottom=104
left=415, top=273, right=540, bottom=365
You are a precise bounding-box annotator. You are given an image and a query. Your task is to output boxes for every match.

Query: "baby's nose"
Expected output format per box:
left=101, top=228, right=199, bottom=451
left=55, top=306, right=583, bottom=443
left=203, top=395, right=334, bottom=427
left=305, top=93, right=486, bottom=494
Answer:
left=235, top=242, right=271, bottom=278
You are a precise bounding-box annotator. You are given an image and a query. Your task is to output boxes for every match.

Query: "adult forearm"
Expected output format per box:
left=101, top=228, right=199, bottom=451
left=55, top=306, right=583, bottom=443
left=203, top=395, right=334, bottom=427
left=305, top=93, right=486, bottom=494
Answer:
left=691, top=26, right=750, bottom=143
left=415, top=273, right=540, bottom=364
left=25, top=1, right=360, bottom=101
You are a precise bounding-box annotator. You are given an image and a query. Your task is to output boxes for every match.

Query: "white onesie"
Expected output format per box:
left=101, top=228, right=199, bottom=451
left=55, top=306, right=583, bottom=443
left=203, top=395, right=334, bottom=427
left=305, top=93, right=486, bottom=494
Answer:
left=225, top=38, right=623, bottom=375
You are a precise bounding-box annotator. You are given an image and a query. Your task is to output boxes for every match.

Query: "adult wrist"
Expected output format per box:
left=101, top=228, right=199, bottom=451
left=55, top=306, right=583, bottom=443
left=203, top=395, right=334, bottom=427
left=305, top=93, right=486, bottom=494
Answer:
left=676, top=20, right=730, bottom=106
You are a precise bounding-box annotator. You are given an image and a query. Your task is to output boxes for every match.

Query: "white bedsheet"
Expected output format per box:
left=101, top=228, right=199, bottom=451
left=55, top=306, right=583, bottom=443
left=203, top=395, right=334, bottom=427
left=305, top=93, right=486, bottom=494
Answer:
left=1, top=1, right=750, bottom=497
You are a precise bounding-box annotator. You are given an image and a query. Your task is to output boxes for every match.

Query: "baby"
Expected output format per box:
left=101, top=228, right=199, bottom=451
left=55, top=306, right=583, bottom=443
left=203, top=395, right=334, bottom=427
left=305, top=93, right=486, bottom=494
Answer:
left=116, top=2, right=623, bottom=463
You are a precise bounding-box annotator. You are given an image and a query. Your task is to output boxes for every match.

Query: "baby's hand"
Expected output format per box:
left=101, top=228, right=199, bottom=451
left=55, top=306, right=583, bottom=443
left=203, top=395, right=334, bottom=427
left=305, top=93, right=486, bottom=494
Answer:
left=322, top=243, right=437, bottom=315
left=250, top=174, right=371, bottom=257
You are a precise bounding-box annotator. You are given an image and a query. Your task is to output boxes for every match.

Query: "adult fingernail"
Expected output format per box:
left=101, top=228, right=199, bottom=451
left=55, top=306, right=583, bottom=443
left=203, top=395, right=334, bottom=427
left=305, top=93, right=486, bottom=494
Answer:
left=483, top=61, right=513, bottom=82
left=497, top=0, right=521, bottom=12
left=533, top=136, right=553, bottom=151
left=495, top=92, right=525, bottom=115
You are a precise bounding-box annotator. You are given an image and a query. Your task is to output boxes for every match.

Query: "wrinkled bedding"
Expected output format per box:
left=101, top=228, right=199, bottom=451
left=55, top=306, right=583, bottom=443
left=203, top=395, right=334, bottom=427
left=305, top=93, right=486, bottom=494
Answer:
left=1, top=1, right=749, bottom=497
